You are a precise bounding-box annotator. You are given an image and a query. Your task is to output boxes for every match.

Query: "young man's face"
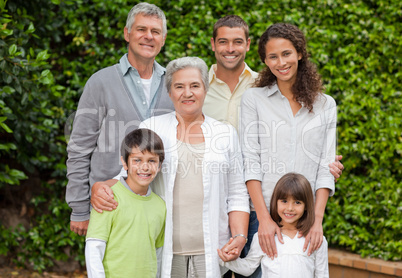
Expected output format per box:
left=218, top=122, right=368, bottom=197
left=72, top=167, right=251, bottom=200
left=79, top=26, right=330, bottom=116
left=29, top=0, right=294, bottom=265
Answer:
left=122, top=147, right=160, bottom=195
left=211, top=26, right=250, bottom=72
left=124, top=13, right=166, bottom=64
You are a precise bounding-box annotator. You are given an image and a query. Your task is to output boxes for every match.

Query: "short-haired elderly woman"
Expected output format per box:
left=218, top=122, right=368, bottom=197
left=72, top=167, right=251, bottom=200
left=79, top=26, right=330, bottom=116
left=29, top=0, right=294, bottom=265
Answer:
left=91, top=57, right=250, bottom=278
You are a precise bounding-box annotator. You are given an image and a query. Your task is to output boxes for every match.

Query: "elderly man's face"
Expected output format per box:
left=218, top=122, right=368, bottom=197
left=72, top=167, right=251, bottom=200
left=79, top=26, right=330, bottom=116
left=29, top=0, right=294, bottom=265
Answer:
left=124, top=13, right=166, bottom=64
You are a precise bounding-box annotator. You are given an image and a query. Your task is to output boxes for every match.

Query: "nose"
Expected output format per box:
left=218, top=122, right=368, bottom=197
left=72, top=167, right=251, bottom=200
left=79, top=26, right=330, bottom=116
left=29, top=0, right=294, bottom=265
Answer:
left=141, top=161, right=150, bottom=171
left=287, top=202, right=294, bottom=211
left=278, top=56, right=286, bottom=66
left=183, top=86, right=193, bottom=97
left=144, top=30, right=153, bottom=40
left=227, top=42, right=234, bottom=53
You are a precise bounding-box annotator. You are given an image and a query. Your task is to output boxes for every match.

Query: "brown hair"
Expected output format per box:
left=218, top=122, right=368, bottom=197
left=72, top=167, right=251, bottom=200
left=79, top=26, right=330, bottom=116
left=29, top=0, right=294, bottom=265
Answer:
left=255, top=23, right=323, bottom=112
left=120, top=128, right=165, bottom=165
left=270, top=172, right=315, bottom=236
left=212, top=15, right=249, bottom=41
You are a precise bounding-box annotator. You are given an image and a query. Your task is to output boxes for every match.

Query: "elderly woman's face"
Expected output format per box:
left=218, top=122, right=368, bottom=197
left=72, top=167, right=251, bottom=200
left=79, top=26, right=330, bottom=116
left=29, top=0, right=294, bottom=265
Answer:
left=169, top=67, right=206, bottom=118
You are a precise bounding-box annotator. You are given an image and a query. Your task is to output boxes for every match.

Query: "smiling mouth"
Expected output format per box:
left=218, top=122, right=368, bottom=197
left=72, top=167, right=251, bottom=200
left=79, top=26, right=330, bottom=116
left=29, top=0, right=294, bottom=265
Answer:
left=284, top=213, right=295, bottom=217
left=278, top=67, right=290, bottom=74
left=223, top=55, right=237, bottom=59
left=138, top=173, right=151, bottom=179
left=182, top=100, right=195, bottom=104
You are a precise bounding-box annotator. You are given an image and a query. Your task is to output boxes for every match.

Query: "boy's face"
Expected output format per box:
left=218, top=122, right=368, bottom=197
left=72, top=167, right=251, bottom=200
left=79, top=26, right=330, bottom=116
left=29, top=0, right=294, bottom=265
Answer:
left=121, top=147, right=160, bottom=195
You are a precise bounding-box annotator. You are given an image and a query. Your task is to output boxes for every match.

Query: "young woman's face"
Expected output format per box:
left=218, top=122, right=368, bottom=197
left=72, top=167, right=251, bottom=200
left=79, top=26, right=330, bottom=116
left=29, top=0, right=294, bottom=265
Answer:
left=264, top=38, right=302, bottom=87
left=277, top=196, right=305, bottom=228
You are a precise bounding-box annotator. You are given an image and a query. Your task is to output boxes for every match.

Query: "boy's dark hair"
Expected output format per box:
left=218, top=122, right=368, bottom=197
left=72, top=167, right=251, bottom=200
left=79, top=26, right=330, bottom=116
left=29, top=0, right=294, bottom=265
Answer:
left=212, top=15, right=249, bottom=41
left=270, top=172, right=315, bottom=236
left=120, top=128, right=164, bottom=165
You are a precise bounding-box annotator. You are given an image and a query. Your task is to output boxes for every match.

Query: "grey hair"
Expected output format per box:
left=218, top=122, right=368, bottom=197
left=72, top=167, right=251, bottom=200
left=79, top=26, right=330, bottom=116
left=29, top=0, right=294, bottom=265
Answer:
left=126, top=2, right=167, bottom=36
left=165, top=57, right=209, bottom=93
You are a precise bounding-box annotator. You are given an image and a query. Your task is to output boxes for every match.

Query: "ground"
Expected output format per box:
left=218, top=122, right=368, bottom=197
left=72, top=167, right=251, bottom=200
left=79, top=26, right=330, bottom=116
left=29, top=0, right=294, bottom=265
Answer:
left=0, top=267, right=86, bottom=278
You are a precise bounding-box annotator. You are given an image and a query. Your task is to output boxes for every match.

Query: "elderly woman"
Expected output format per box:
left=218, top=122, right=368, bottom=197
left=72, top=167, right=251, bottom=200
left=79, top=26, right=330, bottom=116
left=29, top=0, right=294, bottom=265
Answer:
left=91, top=57, right=249, bottom=277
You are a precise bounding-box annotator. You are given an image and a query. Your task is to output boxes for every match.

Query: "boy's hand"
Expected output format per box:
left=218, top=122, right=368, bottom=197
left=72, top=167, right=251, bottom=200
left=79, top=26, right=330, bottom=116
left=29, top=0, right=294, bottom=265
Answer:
left=70, top=220, right=89, bottom=236
left=329, top=155, right=344, bottom=182
left=91, top=180, right=118, bottom=213
left=217, top=238, right=240, bottom=262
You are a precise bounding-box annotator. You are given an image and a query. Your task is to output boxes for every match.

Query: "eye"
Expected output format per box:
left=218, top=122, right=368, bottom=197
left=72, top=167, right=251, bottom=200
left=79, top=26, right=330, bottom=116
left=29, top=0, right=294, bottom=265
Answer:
left=295, top=200, right=303, bottom=205
left=268, top=55, right=277, bottom=60
left=280, top=199, right=287, bottom=203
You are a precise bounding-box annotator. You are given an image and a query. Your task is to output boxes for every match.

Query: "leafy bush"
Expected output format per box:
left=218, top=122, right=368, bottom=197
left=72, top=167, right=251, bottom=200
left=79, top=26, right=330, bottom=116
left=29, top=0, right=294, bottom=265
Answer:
left=0, top=0, right=400, bottom=271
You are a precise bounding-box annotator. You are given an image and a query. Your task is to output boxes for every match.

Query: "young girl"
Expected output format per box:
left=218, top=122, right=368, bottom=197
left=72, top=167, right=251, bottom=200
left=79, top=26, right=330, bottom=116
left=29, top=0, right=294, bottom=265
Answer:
left=218, top=173, right=329, bottom=277
left=240, top=22, right=337, bottom=269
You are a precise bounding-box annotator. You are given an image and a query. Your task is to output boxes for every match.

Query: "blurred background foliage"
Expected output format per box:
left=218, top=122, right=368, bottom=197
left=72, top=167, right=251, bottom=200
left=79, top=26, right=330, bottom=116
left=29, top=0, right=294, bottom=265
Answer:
left=0, top=0, right=400, bottom=272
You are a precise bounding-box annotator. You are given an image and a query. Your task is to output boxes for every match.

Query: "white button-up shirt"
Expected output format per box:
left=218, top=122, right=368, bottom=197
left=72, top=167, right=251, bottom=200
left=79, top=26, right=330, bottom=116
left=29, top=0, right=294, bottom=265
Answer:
left=140, top=112, right=250, bottom=277
left=240, top=84, right=337, bottom=208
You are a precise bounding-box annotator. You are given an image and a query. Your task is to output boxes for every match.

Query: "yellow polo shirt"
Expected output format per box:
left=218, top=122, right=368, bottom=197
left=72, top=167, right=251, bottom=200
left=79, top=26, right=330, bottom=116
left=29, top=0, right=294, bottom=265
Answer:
left=203, top=63, right=258, bottom=130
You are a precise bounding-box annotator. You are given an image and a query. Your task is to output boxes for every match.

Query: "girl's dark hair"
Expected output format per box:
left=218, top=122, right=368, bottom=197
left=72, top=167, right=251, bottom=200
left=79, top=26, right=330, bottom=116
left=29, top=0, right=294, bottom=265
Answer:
left=270, top=172, right=315, bottom=236
left=120, top=128, right=165, bottom=165
left=255, top=23, right=323, bottom=112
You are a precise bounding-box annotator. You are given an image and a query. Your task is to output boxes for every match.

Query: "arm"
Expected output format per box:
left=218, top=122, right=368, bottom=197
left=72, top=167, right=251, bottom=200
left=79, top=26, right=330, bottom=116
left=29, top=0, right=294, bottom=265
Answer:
left=66, top=79, right=105, bottom=235
left=314, top=237, right=329, bottom=278
left=303, top=188, right=330, bottom=255
left=302, top=99, right=337, bottom=254
left=247, top=180, right=282, bottom=259
left=85, top=239, right=106, bottom=278
left=223, top=125, right=250, bottom=260
left=218, top=233, right=265, bottom=276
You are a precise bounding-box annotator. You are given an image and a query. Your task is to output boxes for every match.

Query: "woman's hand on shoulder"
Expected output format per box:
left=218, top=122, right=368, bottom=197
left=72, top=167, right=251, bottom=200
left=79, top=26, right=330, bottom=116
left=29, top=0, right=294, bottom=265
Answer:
left=299, top=220, right=324, bottom=256
left=91, top=179, right=119, bottom=213
left=258, top=216, right=283, bottom=260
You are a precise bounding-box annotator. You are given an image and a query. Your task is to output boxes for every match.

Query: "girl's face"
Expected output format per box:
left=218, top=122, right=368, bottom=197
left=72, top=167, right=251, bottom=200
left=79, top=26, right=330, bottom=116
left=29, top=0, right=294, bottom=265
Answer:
left=264, top=38, right=302, bottom=87
left=277, top=196, right=305, bottom=229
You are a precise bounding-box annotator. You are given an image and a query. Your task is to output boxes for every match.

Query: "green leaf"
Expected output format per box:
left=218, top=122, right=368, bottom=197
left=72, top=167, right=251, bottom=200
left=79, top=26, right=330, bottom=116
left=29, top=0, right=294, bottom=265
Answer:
left=8, top=44, right=17, bottom=55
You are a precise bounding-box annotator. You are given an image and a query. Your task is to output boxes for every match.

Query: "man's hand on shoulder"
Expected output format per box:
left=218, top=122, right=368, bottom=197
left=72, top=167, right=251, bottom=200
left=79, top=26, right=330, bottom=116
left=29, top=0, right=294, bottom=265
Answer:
left=70, top=220, right=89, bottom=236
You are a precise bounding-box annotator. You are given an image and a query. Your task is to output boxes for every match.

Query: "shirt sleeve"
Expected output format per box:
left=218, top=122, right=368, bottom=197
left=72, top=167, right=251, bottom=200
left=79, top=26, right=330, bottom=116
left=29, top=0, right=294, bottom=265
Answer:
left=227, top=124, right=250, bottom=213
left=66, top=77, right=106, bottom=221
left=240, top=90, right=263, bottom=183
left=222, top=233, right=264, bottom=276
left=315, top=97, right=337, bottom=196
left=85, top=238, right=107, bottom=278
left=314, top=237, right=329, bottom=278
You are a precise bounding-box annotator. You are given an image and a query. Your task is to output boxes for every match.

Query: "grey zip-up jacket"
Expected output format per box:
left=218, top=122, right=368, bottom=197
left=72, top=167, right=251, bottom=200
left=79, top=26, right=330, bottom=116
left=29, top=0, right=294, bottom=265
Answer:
left=66, top=60, right=174, bottom=221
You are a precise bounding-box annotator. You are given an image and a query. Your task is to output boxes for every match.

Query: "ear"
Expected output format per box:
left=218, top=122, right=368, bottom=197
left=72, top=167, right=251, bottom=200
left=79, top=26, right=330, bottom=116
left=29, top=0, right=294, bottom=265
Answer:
left=124, top=27, right=130, bottom=43
left=121, top=156, right=128, bottom=171
left=298, top=53, right=302, bottom=60
left=210, top=37, right=216, bottom=51
left=246, top=37, right=251, bottom=52
left=162, top=34, right=167, bottom=47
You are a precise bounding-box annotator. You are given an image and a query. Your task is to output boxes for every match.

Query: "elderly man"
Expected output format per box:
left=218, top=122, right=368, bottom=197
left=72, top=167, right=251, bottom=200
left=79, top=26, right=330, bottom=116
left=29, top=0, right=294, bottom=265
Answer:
left=66, top=2, right=174, bottom=236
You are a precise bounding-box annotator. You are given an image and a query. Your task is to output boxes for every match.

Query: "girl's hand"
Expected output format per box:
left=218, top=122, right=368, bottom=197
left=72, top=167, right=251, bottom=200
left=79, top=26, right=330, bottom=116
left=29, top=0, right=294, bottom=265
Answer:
left=300, top=219, right=323, bottom=256
left=218, top=237, right=239, bottom=262
left=258, top=216, right=283, bottom=260
left=91, top=180, right=119, bottom=213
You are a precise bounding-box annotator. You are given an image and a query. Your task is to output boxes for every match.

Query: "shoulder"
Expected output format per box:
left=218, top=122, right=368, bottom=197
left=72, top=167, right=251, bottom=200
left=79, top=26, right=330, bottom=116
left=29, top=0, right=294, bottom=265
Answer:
left=204, top=116, right=238, bottom=136
left=142, top=112, right=175, bottom=128
left=314, top=93, right=336, bottom=109
left=88, top=64, right=119, bottom=81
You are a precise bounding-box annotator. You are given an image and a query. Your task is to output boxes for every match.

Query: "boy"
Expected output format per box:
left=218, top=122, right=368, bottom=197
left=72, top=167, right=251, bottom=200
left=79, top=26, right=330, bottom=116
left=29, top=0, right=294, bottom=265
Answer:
left=85, top=128, right=166, bottom=277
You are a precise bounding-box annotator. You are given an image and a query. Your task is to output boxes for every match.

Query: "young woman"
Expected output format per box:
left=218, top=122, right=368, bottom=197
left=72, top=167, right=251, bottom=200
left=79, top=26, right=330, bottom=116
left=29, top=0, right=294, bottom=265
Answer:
left=219, top=173, right=329, bottom=277
left=240, top=23, right=337, bottom=268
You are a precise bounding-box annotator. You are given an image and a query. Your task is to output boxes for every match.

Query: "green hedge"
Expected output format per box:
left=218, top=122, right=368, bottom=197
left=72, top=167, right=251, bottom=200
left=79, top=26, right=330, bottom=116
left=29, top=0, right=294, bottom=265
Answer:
left=0, top=0, right=400, bottom=271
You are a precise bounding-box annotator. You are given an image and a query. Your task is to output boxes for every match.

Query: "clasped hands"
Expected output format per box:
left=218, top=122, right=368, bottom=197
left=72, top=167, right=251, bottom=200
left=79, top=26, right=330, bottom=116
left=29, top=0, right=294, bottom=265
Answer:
left=217, top=235, right=247, bottom=262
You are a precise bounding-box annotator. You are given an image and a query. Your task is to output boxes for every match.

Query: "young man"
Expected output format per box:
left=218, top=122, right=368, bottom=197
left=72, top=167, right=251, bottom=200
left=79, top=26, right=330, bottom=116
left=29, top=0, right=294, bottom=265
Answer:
left=66, top=2, right=174, bottom=236
left=203, top=15, right=258, bottom=131
left=85, top=128, right=166, bottom=277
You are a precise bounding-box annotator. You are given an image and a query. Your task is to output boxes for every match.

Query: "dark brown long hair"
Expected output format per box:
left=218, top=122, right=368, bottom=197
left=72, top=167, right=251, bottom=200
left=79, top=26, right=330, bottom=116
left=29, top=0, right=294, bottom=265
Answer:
left=255, top=23, right=323, bottom=112
left=270, top=173, right=315, bottom=236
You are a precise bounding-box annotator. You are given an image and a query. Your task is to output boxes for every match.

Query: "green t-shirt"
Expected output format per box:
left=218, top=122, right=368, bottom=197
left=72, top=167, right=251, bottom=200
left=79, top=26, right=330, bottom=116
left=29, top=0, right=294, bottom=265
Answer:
left=86, top=181, right=166, bottom=277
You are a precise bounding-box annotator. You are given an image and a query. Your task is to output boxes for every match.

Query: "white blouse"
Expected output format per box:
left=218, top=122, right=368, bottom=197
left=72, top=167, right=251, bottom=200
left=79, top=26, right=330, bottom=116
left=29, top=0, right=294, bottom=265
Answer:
left=223, top=232, right=329, bottom=278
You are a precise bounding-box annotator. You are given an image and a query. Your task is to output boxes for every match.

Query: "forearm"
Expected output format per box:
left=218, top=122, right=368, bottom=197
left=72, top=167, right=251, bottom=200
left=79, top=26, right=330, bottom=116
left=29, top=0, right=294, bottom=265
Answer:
left=247, top=180, right=271, bottom=221
left=85, top=239, right=106, bottom=278
left=229, top=211, right=249, bottom=237
left=314, top=188, right=330, bottom=223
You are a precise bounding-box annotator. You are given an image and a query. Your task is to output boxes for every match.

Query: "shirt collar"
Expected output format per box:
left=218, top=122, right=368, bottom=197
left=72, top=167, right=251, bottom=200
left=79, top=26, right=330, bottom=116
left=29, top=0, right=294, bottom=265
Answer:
left=120, top=176, right=152, bottom=197
left=119, top=53, right=166, bottom=76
